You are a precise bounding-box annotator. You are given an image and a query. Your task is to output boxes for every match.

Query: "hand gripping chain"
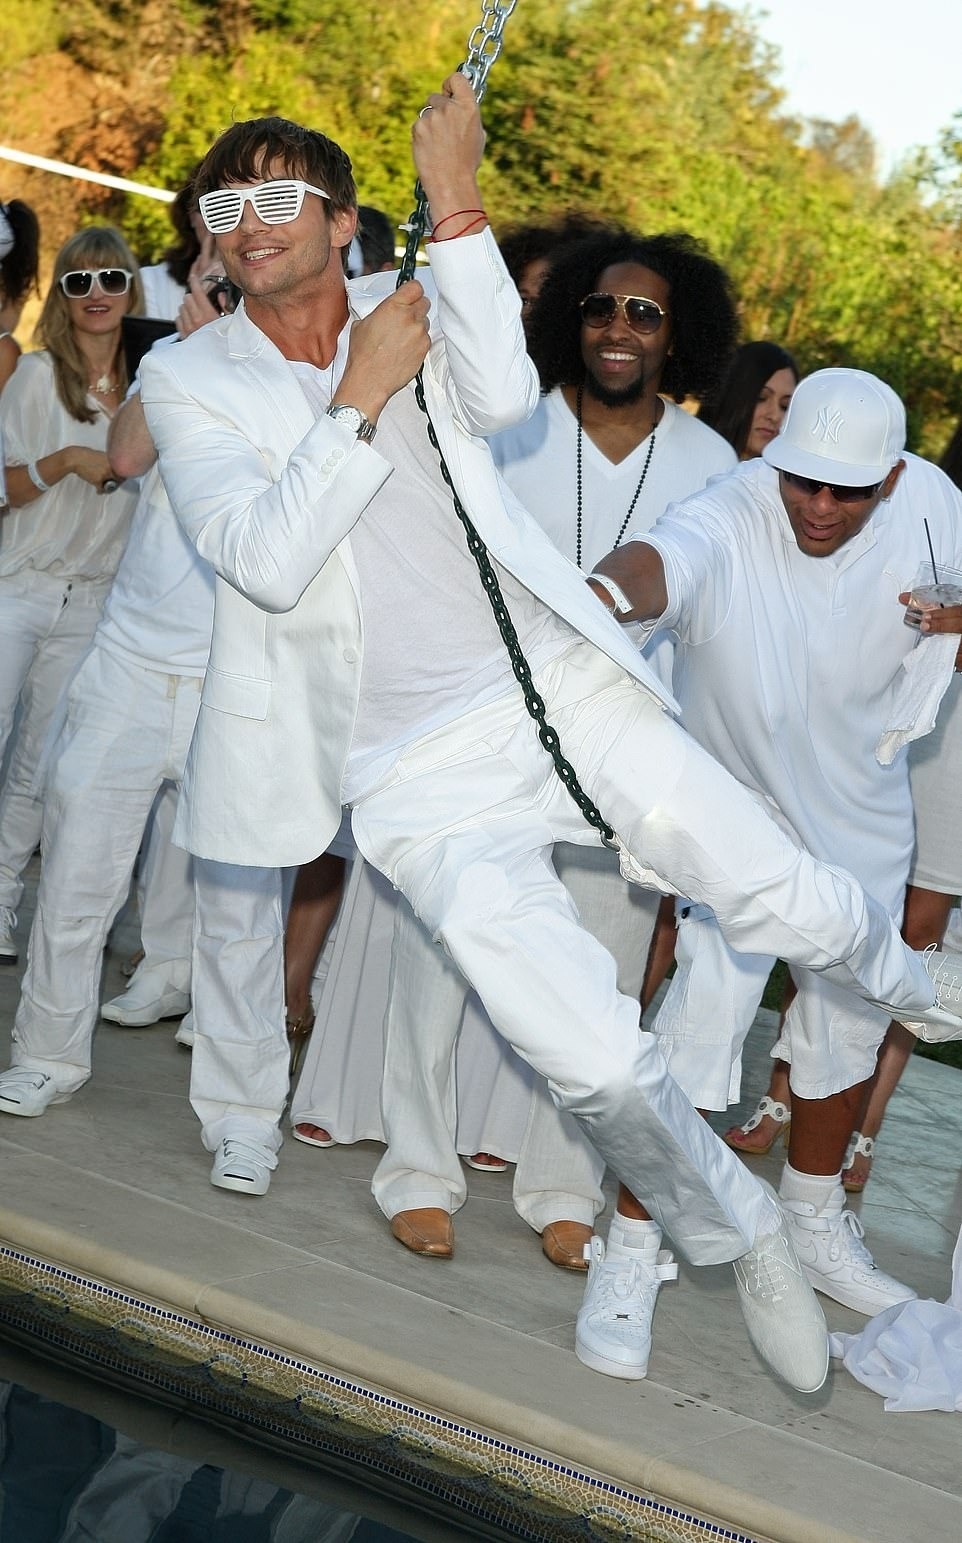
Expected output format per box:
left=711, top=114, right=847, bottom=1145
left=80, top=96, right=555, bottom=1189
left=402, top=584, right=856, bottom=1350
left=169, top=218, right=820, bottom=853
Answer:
left=396, top=2, right=617, bottom=846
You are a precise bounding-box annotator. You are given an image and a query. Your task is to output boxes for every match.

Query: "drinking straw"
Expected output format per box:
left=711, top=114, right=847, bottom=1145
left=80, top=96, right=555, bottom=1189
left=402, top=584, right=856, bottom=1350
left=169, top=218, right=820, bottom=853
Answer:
left=924, top=518, right=941, bottom=586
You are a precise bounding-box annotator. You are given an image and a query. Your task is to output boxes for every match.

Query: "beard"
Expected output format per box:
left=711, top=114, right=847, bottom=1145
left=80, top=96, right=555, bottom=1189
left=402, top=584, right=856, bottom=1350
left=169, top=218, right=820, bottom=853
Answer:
left=582, top=368, right=651, bottom=409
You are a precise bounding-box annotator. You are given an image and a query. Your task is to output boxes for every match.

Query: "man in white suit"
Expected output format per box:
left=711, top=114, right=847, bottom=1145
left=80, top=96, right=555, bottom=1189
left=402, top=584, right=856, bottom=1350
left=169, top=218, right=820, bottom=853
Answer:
left=125, top=78, right=961, bottom=1390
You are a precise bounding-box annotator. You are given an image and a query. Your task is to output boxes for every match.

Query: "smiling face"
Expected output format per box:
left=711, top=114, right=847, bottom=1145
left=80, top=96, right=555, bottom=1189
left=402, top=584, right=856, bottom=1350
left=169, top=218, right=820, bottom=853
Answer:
left=778, top=461, right=904, bottom=557
left=743, top=366, right=797, bottom=459
left=214, top=160, right=356, bottom=304
left=64, top=269, right=133, bottom=339
left=580, top=261, right=672, bottom=407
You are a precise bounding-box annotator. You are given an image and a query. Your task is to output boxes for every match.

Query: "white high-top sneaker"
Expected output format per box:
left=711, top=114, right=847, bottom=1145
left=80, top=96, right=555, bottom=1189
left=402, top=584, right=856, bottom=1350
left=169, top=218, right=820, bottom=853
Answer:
left=782, top=1187, right=916, bottom=1316
left=575, top=1232, right=678, bottom=1380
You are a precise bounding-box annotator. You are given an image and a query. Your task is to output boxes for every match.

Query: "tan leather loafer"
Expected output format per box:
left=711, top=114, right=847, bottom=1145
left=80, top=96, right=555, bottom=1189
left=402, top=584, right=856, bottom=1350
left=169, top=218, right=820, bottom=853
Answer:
left=390, top=1207, right=454, bottom=1258
left=541, top=1220, right=592, bottom=1271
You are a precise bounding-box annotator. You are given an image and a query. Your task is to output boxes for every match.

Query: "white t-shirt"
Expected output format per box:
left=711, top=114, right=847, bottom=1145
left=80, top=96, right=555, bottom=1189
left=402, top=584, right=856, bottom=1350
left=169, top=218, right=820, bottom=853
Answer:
left=139, top=264, right=187, bottom=322
left=290, top=338, right=573, bottom=800
left=490, top=389, right=736, bottom=684
left=642, top=455, right=962, bottom=902
left=0, top=352, right=137, bottom=582
left=94, top=461, right=214, bottom=675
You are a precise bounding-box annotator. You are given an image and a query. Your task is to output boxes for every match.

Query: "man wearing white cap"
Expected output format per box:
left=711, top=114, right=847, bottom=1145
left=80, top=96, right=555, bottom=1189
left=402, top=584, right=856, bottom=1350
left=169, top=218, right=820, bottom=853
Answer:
left=581, top=367, right=962, bottom=1375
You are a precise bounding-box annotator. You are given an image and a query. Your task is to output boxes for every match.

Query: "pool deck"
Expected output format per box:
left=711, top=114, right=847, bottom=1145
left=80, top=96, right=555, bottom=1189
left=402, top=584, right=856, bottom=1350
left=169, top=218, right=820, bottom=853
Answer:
left=1, top=856, right=961, bottom=1542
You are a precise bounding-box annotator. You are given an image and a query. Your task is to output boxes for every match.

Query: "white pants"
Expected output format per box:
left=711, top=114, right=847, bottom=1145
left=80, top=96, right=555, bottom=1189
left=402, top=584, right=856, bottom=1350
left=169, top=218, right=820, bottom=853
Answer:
left=12, top=647, right=201, bottom=1085
left=349, top=642, right=937, bottom=1266
left=0, top=569, right=108, bottom=914
left=373, top=843, right=658, bottom=1228
left=189, top=857, right=290, bottom=1153
left=135, top=781, right=194, bottom=982
left=651, top=901, right=898, bottom=1106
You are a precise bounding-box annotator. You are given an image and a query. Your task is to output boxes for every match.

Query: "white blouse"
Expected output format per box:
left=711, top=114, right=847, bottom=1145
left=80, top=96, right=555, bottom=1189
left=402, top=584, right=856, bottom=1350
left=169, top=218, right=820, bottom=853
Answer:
left=0, top=351, right=137, bottom=582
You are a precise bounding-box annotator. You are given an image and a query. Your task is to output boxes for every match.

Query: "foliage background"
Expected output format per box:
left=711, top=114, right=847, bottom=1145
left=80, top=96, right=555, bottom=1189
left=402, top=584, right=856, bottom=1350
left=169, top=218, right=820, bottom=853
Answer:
left=2, top=0, right=962, bottom=452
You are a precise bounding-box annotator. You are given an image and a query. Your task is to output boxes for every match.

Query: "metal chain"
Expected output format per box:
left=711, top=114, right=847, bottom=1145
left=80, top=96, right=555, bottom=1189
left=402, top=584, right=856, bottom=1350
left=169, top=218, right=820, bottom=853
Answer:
left=394, top=2, right=617, bottom=846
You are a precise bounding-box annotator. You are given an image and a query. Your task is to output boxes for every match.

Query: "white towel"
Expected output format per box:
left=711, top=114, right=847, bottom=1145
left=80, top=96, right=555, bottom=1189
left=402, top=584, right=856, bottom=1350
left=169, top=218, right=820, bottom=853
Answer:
left=830, top=1222, right=962, bottom=1412
left=875, top=632, right=959, bottom=766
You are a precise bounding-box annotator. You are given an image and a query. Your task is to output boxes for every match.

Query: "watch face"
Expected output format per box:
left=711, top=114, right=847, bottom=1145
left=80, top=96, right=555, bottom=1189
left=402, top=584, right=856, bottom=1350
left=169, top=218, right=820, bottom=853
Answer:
left=333, top=406, right=362, bottom=433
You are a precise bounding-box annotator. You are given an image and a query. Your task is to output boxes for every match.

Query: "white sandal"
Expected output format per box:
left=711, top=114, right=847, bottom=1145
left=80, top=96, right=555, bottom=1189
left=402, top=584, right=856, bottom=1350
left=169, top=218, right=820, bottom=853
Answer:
left=842, top=1131, right=875, bottom=1193
left=723, top=1095, right=791, bottom=1155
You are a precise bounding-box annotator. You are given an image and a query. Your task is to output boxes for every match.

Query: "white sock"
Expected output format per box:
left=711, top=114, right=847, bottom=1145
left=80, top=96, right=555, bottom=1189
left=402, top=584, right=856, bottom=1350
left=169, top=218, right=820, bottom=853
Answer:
left=607, top=1211, right=661, bottom=1256
left=779, top=1162, right=843, bottom=1212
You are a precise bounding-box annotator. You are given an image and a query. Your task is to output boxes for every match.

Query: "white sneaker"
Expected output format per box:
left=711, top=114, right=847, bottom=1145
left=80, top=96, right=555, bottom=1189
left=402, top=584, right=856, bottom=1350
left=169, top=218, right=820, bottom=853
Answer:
left=210, top=1137, right=277, bottom=1196
left=101, top=973, right=190, bottom=1027
left=783, top=1190, right=917, bottom=1316
left=174, top=1011, right=194, bottom=1048
left=902, top=947, right=962, bottom=1042
left=0, top=907, right=18, bottom=965
left=732, top=1191, right=829, bottom=1393
left=575, top=1233, right=678, bottom=1380
left=0, top=1067, right=71, bottom=1118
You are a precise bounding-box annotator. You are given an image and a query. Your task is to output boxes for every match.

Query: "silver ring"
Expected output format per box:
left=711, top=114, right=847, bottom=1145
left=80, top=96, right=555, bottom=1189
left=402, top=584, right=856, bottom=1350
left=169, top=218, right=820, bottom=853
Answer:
left=419, top=105, right=433, bottom=118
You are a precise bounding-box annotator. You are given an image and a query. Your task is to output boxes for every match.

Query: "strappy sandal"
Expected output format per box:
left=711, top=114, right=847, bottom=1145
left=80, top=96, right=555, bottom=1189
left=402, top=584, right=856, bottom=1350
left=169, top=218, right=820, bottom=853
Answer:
left=842, top=1131, right=875, bottom=1194
left=723, top=1096, right=791, bottom=1155
left=286, top=1006, right=316, bottom=1080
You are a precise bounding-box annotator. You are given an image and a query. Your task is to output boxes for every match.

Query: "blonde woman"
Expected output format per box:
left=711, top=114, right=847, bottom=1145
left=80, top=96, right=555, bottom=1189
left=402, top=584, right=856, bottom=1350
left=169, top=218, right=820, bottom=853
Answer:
left=0, top=226, right=141, bottom=963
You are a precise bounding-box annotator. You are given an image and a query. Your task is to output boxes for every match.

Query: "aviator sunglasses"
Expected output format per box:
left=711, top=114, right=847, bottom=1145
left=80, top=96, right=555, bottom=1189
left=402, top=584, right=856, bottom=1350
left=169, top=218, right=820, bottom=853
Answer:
left=198, top=179, right=331, bottom=235
left=780, top=469, right=886, bottom=504
left=579, top=292, right=669, bottom=335
left=59, top=268, right=133, bottom=299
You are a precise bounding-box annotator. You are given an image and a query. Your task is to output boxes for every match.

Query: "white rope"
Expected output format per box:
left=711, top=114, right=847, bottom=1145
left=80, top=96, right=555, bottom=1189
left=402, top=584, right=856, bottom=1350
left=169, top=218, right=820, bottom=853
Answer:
left=0, top=144, right=174, bottom=203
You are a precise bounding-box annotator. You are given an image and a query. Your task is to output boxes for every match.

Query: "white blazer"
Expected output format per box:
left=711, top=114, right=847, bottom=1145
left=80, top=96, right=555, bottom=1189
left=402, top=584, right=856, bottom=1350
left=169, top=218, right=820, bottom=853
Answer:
left=140, top=228, right=676, bottom=866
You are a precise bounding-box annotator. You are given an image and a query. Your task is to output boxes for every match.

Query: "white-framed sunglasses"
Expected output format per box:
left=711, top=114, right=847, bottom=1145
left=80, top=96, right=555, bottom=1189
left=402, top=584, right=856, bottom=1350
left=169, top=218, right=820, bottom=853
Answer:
left=59, top=268, right=133, bottom=299
left=198, top=179, right=331, bottom=235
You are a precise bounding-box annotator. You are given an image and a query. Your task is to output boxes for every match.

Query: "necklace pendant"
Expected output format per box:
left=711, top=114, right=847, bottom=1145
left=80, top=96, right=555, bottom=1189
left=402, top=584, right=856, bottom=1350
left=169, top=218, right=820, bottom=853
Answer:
left=94, top=373, right=114, bottom=394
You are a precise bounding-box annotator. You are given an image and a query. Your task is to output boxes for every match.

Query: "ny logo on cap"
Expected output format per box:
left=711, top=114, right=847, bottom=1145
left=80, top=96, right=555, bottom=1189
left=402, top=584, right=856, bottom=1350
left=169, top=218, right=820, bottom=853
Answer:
left=812, top=406, right=844, bottom=443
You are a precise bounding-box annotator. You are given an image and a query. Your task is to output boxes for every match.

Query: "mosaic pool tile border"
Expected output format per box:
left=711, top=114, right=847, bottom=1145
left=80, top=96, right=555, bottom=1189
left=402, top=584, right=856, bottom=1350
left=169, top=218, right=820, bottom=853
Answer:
left=0, top=1242, right=770, bottom=1543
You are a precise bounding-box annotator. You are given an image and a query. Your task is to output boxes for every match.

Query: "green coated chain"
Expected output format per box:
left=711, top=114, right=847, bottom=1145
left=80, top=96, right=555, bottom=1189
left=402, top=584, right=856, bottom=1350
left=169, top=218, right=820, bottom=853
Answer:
left=396, top=3, right=617, bottom=846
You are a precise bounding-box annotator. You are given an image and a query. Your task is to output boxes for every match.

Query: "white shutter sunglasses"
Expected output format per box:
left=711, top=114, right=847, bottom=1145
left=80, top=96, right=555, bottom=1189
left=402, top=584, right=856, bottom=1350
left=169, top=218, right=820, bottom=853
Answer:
left=198, top=179, right=331, bottom=235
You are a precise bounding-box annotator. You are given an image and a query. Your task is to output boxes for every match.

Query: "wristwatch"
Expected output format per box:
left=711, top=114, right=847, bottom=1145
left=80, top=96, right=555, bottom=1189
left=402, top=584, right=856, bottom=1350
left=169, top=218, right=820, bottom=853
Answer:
left=326, top=403, right=377, bottom=443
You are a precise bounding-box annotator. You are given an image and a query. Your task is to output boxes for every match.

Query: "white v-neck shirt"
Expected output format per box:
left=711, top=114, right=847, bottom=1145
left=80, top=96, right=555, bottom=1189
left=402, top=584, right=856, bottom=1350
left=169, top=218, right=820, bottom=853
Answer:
left=489, top=386, right=736, bottom=684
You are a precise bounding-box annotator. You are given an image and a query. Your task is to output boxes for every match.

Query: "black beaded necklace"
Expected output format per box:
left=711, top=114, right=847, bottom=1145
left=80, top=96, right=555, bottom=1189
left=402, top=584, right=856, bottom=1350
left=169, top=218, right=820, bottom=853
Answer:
left=575, top=382, right=658, bottom=571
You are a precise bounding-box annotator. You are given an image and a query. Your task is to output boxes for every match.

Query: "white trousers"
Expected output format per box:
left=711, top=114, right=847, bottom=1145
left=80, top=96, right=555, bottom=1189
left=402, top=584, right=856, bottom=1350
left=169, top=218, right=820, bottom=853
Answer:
left=0, top=569, right=108, bottom=914
left=135, top=781, right=194, bottom=980
left=373, top=844, right=658, bottom=1228
left=651, top=901, right=898, bottom=1106
left=188, top=857, right=290, bottom=1153
left=12, top=647, right=201, bottom=1085
left=349, top=641, right=938, bottom=1267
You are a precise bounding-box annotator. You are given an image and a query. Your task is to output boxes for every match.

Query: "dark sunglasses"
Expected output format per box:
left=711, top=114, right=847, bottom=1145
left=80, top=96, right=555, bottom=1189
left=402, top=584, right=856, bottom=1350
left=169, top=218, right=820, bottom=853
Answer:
left=59, top=268, right=133, bottom=299
left=780, top=469, right=885, bottom=504
left=579, top=292, right=668, bottom=335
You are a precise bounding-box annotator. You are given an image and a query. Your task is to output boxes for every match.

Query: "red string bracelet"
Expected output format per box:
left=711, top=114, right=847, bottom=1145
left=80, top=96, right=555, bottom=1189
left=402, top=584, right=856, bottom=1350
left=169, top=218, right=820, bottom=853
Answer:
left=428, top=214, right=488, bottom=243
left=430, top=207, right=486, bottom=237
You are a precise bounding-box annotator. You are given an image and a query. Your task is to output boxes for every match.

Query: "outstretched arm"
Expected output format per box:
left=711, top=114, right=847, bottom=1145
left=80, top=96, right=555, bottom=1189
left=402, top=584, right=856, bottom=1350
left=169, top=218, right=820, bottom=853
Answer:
left=587, top=541, right=670, bottom=623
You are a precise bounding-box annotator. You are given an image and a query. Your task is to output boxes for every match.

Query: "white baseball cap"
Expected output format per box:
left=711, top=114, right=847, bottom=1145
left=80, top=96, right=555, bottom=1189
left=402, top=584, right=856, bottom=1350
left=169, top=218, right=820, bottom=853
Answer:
left=763, top=367, right=905, bottom=484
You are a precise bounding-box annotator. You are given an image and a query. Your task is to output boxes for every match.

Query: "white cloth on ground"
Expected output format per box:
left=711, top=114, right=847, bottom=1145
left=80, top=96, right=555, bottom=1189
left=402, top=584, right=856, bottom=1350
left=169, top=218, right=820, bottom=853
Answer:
left=830, top=1219, right=962, bottom=1411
